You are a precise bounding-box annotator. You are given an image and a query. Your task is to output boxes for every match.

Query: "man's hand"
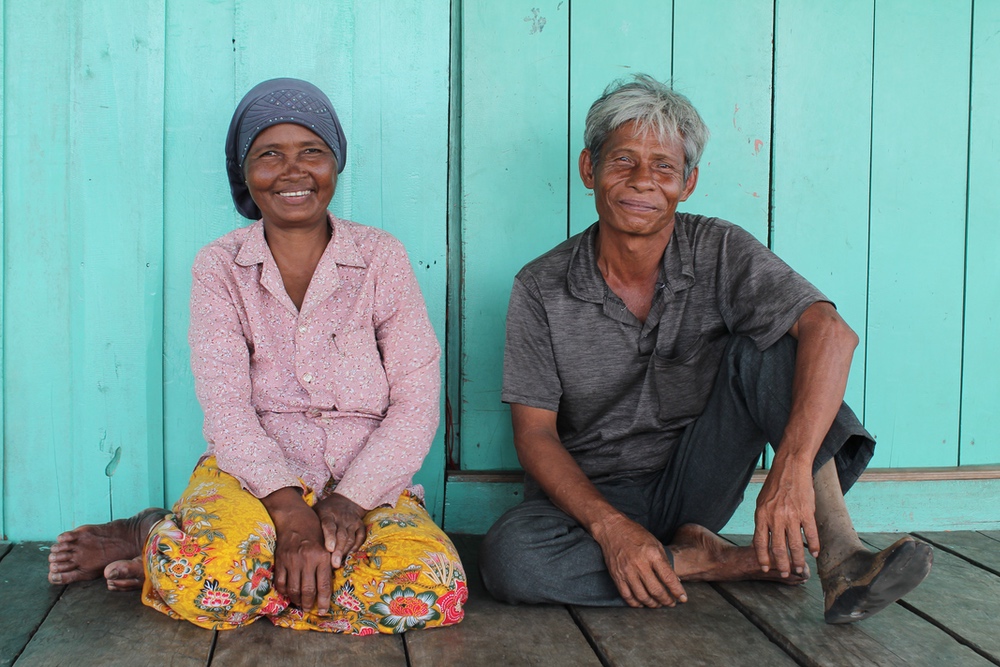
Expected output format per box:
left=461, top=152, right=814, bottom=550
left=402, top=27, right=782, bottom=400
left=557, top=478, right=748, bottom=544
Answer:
left=593, top=513, right=687, bottom=608
left=753, top=457, right=819, bottom=578
left=262, top=487, right=334, bottom=615
left=315, top=493, right=368, bottom=568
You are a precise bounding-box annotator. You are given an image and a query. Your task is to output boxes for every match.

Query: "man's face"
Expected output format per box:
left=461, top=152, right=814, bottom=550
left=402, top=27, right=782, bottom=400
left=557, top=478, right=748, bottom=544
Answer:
left=580, top=121, right=698, bottom=239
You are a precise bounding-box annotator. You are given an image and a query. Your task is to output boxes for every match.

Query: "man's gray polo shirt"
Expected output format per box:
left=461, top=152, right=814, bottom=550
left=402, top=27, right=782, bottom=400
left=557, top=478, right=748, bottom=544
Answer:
left=502, top=213, right=827, bottom=483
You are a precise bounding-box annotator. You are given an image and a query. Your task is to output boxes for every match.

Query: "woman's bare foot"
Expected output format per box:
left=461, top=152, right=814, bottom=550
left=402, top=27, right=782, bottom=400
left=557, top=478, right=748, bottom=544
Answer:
left=105, top=556, right=146, bottom=591
left=668, top=524, right=809, bottom=585
left=48, top=508, right=168, bottom=589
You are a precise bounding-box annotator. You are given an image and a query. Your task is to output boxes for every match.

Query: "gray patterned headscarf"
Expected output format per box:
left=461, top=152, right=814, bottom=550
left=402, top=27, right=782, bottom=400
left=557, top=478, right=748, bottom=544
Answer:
left=225, top=78, right=347, bottom=219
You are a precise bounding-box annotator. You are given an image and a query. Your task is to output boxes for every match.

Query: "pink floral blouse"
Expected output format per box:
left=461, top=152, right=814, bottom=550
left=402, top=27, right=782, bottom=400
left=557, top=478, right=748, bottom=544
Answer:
left=188, top=215, right=440, bottom=509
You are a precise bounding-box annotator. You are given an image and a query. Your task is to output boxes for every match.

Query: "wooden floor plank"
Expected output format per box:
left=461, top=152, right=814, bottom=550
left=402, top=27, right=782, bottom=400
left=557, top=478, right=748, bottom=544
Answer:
left=573, top=583, right=797, bottom=666
left=0, top=543, right=63, bottom=667
left=14, top=580, right=212, bottom=667
left=862, top=533, right=1000, bottom=663
left=716, top=535, right=992, bottom=667
left=913, top=530, right=1000, bottom=575
left=210, top=619, right=406, bottom=667
left=406, top=535, right=603, bottom=667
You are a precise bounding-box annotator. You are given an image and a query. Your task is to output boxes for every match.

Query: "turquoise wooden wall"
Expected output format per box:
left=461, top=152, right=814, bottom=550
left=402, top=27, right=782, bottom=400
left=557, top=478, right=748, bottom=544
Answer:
left=456, top=0, right=1000, bottom=477
left=1, top=1, right=998, bottom=540
left=1, top=0, right=449, bottom=540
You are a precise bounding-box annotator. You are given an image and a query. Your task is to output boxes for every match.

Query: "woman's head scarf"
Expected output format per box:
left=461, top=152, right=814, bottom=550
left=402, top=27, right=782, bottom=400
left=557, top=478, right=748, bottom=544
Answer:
left=225, top=78, right=347, bottom=219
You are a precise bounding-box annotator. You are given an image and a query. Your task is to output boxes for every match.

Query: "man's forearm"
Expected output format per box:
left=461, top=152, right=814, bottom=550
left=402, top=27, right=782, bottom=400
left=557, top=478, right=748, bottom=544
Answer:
left=776, top=302, right=858, bottom=468
left=511, top=406, right=627, bottom=540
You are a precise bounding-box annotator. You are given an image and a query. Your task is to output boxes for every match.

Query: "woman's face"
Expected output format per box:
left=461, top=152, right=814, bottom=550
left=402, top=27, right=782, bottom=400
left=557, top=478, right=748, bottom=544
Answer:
left=244, top=123, right=337, bottom=229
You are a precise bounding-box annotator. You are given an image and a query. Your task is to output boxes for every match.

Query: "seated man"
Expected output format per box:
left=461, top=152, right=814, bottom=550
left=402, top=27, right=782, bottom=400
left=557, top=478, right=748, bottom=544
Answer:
left=480, top=74, right=931, bottom=624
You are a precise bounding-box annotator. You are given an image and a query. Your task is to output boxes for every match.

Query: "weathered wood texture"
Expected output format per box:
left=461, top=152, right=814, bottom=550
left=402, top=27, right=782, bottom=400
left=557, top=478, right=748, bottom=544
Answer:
left=6, top=533, right=1000, bottom=666
left=864, top=1, right=971, bottom=468
left=444, top=474, right=1000, bottom=535
left=3, top=0, right=1000, bottom=543
left=961, top=0, right=1000, bottom=466
left=914, top=531, right=1000, bottom=575
left=406, top=535, right=603, bottom=666
left=13, top=580, right=212, bottom=667
left=0, top=545, right=63, bottom=667
left=458, top=2, right=569, bottom=470
left=573, top=585, right=797, bottom=666
left=770, top=0, right=873, bottom=411
left=720, top=535, right=993, bottom=667
left=211, top=619, right=406, bottom=666
left=862, top=533, right=1000, bottom=663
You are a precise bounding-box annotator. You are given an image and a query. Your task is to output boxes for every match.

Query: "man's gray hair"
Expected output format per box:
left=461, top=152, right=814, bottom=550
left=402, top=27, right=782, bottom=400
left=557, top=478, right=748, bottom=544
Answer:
left=584, top=74, right=710, bottom=180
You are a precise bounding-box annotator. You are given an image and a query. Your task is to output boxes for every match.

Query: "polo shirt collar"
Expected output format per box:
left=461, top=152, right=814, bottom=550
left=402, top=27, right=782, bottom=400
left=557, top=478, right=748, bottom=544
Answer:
left=567, top=217, right=696, bottom=304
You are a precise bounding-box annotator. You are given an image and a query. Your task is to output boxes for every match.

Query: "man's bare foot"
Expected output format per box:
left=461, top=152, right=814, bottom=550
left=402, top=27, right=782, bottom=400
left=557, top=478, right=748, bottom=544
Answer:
left=821, top=535, right=932, bottom=624
left=48, top=508, right=168, bottom=588
left=668, top=524, right=809, bottom=585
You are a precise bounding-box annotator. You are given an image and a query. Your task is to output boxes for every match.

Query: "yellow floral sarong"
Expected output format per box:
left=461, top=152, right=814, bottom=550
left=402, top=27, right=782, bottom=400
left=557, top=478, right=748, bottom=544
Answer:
left=141, top=457, right=466, bottom=634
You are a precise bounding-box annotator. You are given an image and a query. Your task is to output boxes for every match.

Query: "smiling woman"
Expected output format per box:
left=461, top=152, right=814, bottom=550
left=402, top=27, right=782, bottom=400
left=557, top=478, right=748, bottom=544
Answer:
left=244, top=123, right=339, bottom=233
left=46, top=78, right=466, bottom=635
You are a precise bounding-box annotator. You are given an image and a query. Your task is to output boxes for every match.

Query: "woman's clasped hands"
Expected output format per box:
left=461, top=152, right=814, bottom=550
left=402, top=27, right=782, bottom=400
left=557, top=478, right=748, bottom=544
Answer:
left=262, top=487, right=368, bottom=615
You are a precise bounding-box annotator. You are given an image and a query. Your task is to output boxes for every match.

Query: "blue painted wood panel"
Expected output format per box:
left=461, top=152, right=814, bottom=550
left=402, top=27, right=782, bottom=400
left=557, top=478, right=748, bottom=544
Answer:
left=864, top=0, right=970, bottom=468
left=0, top=0, right=6, bottom=532
left=6, top=1, right=78, bottom=539
left=673, top=0, right=773, bottom=242
left=2, top=0, right=450, bottom=539
left=454, top=0, right=998, bottom=486
left=960, top=0, right=1000, bottom=466
left=568, top=0, right=673, bottom=236
left=459, top=2, right=569, bottom=470
left=1, top=0, right=998, bottom=539
left=770, top=0, right=874, bottom=413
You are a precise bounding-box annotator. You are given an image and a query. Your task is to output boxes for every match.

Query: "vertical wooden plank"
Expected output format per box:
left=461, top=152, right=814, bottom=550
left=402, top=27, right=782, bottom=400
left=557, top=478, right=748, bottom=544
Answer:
left=671, top=0, right=773, bottom=242
left=460, top=2, right=569, bottom=470
left=865, top=1, right=970, bottom=468
left=3, top=0, right=74, bottom=539
left=230, top=1, right=451, bottom=516
left=67, top=0, right=166, bottom=526
left=568, top=0, right=673, bottom=235
left=445, top=0, right=463, bottom=481
left=162, top=0, right=237, bottom=504
left=0, top=0, right=6, bottom=539
left=234, top=0, right=354, bottom=218
left=960, top=2, right=1000, bottom=465
left=363, top=0, right=450, bottom=521
left=770, top=1, right=874, bottom=413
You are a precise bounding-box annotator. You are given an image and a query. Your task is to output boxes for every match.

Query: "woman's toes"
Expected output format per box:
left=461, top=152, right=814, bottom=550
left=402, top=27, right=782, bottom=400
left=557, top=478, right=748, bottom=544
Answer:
left=104, top=557, right=143, bottom=580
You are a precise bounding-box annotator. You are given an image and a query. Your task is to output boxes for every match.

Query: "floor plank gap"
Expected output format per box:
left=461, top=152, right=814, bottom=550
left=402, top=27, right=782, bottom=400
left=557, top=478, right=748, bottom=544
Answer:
left=205, top=630, right=218, bottom=667
left=912, top=532, right=1000, bottom=577
left=710, top=582, right=819, bottom=667
left=895, top=600, right=1000, bottom=667
left=566, top=606, right=613, bottom=667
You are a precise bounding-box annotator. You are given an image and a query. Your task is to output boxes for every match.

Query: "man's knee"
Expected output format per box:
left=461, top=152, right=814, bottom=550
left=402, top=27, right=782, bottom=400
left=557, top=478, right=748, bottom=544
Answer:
left=480, top=502, right=573, bottom=603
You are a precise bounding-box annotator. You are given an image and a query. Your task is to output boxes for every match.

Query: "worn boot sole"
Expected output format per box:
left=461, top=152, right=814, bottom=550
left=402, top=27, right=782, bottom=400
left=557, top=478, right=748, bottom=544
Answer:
left=823, top=536, right=933, bottom=624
